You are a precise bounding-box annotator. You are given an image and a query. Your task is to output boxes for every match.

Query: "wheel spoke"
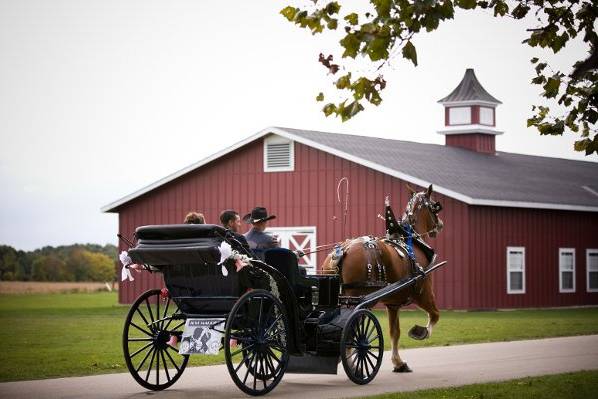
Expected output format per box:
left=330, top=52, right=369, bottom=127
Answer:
left=266, top=347, right=281, bottom=365
left=160, top=349, right=171, bottom=382
left=145, top=299, right=156, bottom=326
left=156, top=297, right=160, bottom=333
left=163, top=346, right=182, bottom=373
left=130, top=341, right=153, bottom=358
left=135, top=346, right=155, bottom=373
left=155, top=345, right=160, bottom=386
left=242, top=351, right=256, bottom=385
left=161, top=298, right=171, bottom=330
left=264, top=350, right=277, bottom=375
left=367, top=349, right=380, bottom=360
left=128, top=337, right=153, bottom=342
left=231, top=343, right=255, bottom=358
left=364, top=351, right=376, bottom=372
left=257, top=297, right=264, bottom=330
left=129, top=321, right=153, bottom=337
left=264, top=314, right=282, bottom=335
left=252, top=353, right=258, bottom=391
left=136, top=308, right=153, bottom=333
left=144, top=348, right=156, bottom=382
left=364, top=317, right=371, bottom=339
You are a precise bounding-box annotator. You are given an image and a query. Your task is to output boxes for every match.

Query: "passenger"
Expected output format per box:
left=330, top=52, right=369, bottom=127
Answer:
left=184, top=212, right=205, bottom=224
left=219, top=209, right=252, bottom=255
left=243, top=207, right=279, bottom=261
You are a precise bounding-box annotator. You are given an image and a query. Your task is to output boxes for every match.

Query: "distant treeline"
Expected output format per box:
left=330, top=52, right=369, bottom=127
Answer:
left=0, top=244, right=117, bottom=282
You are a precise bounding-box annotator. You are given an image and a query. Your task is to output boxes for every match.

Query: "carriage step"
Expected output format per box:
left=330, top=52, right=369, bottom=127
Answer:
left=286, top=354, right=339, bottom=374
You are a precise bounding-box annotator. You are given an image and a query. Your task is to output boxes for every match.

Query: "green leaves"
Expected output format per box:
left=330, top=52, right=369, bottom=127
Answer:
left=281, top=0, right=597, bottom=152
left=340, top=33, right=360, bottom=58
left=344, top=13, right=358, bottom=26
left=402, top=40, right=418, bottom=66
left=543, top=77, right=561, bottom=99
left=456, top=0, right=477, bottom=10
left=280, top=6, right=298, bottom=22
left=279, top=2, right=341, bottom=34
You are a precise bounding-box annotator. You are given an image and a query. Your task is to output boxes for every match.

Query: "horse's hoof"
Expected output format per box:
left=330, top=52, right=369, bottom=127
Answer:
left=408, top=325, right=429, bottom=340
left=393, top=362, right=412, bottom=373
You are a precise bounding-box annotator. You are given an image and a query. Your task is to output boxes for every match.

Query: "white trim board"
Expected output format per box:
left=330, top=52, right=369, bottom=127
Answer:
left=101, top=126, right=598, bottom=213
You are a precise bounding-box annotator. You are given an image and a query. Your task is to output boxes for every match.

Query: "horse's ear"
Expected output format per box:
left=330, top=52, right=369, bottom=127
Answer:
left=426, top=184, right=434, bottom=198
left=406, top=183, right=417, bottom=194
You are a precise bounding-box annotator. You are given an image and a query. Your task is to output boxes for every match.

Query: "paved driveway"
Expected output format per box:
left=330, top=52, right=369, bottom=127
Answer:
left=1, top=335, right=597, bottom=399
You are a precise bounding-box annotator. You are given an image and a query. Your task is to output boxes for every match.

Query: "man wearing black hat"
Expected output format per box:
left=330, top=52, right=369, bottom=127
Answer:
left=243, top=207, right=279, bottom=261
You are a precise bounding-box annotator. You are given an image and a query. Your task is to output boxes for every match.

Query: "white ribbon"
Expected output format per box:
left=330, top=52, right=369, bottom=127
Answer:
left=119, top=251, right=134, bottom=282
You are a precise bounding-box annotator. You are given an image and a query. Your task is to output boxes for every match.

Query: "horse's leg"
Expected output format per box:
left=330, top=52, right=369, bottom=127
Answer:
left=387, top=305, right=412, bottom=373
left=410, top=281, right=440, bottom=340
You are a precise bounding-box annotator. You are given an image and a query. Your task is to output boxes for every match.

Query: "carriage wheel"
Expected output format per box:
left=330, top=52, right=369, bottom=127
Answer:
left=224, top=289, right=289, bottom=396
left=340, top=309, right=384, bottom=385
left=123, top=289, right=189, bottom=391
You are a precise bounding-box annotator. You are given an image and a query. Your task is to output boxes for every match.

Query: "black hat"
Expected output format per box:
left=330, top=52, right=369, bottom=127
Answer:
left=243, top=207, right=276, bottom=224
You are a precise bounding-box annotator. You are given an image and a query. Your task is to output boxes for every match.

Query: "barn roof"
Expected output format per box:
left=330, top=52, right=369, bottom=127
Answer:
left=438, top=68, right=502, bottom=105
left=102, top=127, right=598, bottom=213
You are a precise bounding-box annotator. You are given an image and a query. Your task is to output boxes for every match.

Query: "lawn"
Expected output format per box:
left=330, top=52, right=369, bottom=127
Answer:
left=359, top=370, right=598, bottom=399
left=0, top=291, right=597, bottom=382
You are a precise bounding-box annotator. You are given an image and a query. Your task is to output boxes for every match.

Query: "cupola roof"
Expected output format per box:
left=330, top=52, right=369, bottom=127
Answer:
left=438, top=68, right=502, bottom=105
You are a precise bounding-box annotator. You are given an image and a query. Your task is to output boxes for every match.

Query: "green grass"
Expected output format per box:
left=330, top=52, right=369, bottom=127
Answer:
left=359, top=370, right=598, bottom=399
left=0, top=292, right=597, bottom=382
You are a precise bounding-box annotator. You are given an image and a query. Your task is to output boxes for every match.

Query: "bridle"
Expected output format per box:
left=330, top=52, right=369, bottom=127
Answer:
left=401, top=192, right=443, bottom=238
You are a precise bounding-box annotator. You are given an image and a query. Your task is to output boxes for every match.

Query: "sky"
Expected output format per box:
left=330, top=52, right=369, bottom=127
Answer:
left=0, top=0, right=595, bottom=251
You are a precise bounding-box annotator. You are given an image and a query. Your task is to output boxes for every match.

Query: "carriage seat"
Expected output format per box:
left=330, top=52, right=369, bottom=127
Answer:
left=264, top=248, right=307, bottom=292
left=136, top=224, right=227, bottom=241
left=130, top=224, right=228, bottom=266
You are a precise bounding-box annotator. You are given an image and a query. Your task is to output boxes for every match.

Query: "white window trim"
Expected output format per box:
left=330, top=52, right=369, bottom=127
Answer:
left=587, top=249, right=598, bottom=293
left=558, top=248, right=575, bottom=293
left=265, top=226, right=317, bottom=274
left=507, top=246, right=525, bottom=294
left=263, top=135, right=295, bottom=172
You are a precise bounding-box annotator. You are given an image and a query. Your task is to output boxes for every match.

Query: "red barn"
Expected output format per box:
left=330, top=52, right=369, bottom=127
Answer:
left=103, top=69, right=598, bottom=309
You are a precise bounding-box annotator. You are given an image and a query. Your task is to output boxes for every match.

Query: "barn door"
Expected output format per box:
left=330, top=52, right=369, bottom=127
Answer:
left=265, top=226, right=317, bottom=274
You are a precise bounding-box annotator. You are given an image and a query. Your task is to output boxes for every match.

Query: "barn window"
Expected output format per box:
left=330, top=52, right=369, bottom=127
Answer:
left=587, top=249, right=598, bottom=292
left=448, top=106, right=472, bottom=125
left=559, top=248, right=575, bottom=293
left=507, top=247, right=525, bottom=294
left=264, top=135, right=294, bottom=172
left=479, top=107, right=494, bottom=126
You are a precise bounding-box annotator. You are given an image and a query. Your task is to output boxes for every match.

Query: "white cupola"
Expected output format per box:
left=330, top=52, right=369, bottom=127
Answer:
left=438, top=68, right=502, bottom=154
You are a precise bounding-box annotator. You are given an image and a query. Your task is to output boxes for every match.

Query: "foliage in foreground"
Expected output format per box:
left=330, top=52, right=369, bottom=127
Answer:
left=281, top=0, right=597, bottom=155
left=360, top=370, right=598, bottom=399
left=0, top=290, right=597, bottom=382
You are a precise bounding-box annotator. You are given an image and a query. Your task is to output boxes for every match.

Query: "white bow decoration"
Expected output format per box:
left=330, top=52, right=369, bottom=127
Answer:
left=119, top=251, right=134, bottom=282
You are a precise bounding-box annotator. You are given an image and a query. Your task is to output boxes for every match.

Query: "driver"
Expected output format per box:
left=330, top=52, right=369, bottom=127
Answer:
left=243, top=207, right=279, bottom=261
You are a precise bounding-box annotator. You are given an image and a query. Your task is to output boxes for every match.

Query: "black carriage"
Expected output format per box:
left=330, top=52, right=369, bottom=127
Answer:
left=122, top=223, right=444, bottom=396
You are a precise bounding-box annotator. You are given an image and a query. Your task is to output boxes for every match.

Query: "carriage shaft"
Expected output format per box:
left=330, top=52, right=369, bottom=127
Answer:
left=354, top=261, right=447, bottom=311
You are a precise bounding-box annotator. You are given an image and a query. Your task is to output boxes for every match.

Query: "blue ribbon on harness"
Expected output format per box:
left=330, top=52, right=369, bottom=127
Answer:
left=402, top=223, right=415, bottom=261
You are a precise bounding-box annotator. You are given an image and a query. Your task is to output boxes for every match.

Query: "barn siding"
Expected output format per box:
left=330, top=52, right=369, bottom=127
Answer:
left=468, top=206, right=598, bottom=309
left=115, top=135, right=597, bottom=309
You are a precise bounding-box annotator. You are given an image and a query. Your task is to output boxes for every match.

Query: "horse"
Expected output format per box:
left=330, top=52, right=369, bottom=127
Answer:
left=321, top=184, right=444, bottom=373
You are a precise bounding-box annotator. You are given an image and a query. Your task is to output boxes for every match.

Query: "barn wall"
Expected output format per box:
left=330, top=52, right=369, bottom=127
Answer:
left=116, top=136, right=471, bottom=308
left=468, top=206, right=598, bottom=309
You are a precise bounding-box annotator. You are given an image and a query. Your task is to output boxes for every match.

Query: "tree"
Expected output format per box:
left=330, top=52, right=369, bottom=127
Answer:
left=31, top=255, right=68, bottom=281
left=82, top=251, right=115, bottom=282
left=281, top=0, right=598, bottom=155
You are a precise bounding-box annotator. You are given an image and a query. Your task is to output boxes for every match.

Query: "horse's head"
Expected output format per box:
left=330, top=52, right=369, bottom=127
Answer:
left=403, top=184, right=444, bottom=238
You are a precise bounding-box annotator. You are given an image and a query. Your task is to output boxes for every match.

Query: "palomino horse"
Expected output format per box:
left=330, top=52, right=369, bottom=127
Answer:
left=322, top=184, right=444, bottom=373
